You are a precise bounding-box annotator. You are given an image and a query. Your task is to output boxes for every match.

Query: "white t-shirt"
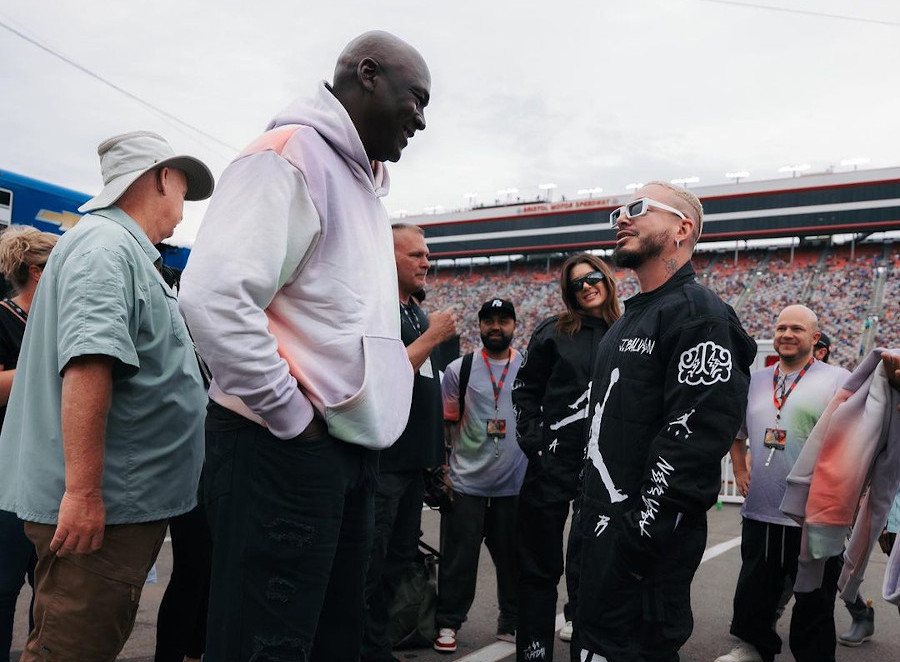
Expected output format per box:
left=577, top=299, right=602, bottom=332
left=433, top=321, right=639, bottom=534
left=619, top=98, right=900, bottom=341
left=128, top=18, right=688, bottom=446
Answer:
left=738, top=359, right=849, bottom=526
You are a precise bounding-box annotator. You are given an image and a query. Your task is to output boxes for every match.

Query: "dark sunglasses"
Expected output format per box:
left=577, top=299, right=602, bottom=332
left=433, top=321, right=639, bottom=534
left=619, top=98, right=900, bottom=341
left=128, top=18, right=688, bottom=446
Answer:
left=569, top=271, right=606, bottom=295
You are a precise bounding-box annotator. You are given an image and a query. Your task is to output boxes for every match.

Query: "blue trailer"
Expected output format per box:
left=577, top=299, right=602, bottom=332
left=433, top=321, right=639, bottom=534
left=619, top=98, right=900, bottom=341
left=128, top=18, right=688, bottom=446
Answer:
left=0, top=169, right=191, bottom=270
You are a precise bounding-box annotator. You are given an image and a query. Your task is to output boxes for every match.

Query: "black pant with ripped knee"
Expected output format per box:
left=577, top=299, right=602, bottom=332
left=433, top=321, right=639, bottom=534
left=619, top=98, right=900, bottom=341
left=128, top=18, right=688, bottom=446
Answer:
left=203, top=404, right=377, bottom=662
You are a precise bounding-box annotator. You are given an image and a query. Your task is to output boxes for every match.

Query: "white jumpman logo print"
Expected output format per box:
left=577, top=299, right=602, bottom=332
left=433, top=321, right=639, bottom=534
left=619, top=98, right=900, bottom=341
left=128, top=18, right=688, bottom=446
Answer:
left=550, top=384, right=592, bottom=431
left=586, top=369, right=627, bottom=503
left=668, top=408, right=695, bottom=436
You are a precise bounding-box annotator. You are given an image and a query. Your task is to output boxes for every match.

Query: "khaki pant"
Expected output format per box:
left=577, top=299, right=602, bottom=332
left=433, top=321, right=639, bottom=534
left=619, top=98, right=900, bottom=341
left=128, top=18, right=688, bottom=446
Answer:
left=23, top=519, right=167, bottom=662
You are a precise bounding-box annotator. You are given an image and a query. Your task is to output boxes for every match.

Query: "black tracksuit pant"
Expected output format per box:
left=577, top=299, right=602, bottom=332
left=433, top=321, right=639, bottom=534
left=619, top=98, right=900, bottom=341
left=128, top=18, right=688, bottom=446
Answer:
left=730, top=517, right=841, bottom=662
left=573, top=493, right=706, bottom=662
left=515, top=471, right=582, bottom=662
left=436, top=492, right=519, bottom=633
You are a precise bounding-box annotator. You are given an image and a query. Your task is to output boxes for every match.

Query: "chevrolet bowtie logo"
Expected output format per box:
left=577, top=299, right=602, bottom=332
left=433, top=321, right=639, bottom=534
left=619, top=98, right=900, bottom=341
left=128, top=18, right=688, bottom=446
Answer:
left=36, top=209, right=82, bottom=231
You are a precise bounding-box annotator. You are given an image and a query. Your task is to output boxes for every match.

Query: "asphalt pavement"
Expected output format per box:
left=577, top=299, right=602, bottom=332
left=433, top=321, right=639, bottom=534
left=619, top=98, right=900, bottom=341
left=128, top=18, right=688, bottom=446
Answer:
left=11, top=503, right=900, bottom=661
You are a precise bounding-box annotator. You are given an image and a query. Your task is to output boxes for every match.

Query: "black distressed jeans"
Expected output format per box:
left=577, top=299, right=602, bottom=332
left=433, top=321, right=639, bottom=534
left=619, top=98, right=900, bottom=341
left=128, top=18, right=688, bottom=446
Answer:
left=203, top=419, right=377, bottom=662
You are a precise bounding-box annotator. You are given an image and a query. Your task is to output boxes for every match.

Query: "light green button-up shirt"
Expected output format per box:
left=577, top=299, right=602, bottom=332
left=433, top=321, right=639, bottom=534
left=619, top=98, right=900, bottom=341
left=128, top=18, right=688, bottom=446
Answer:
left=0, top=207, right=205, bottom=524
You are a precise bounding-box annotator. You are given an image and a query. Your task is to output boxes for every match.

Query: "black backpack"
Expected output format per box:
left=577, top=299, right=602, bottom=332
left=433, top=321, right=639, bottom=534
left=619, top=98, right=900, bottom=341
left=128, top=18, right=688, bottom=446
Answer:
left=456, top=352, right=474, bottom=421
left=388, top=540, right=440, bottom=649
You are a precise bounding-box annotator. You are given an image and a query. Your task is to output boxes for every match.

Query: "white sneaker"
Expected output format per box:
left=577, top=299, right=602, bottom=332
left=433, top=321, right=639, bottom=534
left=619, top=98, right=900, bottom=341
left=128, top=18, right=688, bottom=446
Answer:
left=559, top=620, right=573, bottom=642
left=714, top=642, right=763, bottom=662
left=434, top=628, right=457, bottom=653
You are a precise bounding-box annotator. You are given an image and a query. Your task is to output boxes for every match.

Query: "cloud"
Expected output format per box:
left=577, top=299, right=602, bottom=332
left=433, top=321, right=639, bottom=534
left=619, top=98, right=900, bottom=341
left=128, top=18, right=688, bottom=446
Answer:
left=2, top=0, right=899, bottom=242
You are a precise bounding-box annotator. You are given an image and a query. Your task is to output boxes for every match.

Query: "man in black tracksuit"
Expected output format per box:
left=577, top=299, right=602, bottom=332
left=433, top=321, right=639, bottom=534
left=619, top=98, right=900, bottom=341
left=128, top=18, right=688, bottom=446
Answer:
left=574, top=182, right=755, bottom=662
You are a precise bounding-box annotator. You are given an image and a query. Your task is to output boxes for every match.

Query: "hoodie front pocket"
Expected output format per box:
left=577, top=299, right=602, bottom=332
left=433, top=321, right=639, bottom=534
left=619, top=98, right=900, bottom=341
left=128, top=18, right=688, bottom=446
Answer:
left=324, top=335, right=414, bottom=449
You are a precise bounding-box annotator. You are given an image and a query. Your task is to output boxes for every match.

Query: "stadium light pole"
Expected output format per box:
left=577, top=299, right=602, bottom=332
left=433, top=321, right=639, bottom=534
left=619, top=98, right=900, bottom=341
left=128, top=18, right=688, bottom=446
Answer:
left=671, top=176, right=700, bottom=187
left=840, top=157, right=870, bottom=171
left=538, top=183, right=557, bottom=202
left=778, top=163, right=811, bottom=178
left=726, top=171, right=750, bottom=184
left=464, top=192, right=478, bottom=208
left=496, top=188, right=519, bottom=204
left=577, top=187, right=603, bottom=198
left=625, top=182, right=643, bottom=191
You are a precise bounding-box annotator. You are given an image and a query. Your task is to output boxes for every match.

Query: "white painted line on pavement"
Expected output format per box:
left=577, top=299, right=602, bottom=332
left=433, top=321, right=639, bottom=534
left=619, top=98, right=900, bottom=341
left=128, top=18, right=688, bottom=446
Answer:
left=454, top=641, right=514, bottom=662
left=451, top=535, right=742, bottom=662
left=701, top=536, right=742, bottom=563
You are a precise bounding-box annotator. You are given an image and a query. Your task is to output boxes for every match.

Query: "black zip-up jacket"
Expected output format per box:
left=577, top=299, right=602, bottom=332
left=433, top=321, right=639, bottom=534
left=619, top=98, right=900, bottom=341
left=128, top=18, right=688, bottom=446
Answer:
left=379, top=299, right=444, bottom=472
left=513, top=314, right=609, bottom=502
left=583, top=263, right=755, bottom=575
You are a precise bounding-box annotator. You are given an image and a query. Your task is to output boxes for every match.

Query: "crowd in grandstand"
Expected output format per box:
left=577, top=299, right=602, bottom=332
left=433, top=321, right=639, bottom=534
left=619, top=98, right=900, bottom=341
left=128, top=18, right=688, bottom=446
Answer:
left=429, top=242, right=899, bottom=370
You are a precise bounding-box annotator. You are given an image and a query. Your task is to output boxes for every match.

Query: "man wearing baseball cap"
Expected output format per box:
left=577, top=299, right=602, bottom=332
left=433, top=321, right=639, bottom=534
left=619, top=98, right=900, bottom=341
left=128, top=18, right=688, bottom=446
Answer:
left=814, top=331, right=832, bottom=363
left=434, top=298, right=527, bottom=653
left=0, top=131, right=213, bottom=661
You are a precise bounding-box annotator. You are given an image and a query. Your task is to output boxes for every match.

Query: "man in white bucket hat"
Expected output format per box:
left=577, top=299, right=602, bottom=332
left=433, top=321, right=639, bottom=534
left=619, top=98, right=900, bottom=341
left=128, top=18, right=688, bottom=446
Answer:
left=0, top=130, right=213, bottom=661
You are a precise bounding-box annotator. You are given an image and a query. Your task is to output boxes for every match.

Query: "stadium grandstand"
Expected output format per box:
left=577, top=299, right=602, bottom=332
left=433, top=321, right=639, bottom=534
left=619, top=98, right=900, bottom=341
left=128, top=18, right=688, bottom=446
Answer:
left=3, top=165, right=899, bottom=370
left=410, top=167, right=900, bottom=371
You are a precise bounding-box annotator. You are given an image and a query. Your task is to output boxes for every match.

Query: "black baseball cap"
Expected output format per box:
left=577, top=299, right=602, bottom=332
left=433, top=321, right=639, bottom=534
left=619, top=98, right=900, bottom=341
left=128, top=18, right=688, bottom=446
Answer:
left=815, top=332, right=831, bottom=350
left=478, top=298, right=516, bottom=321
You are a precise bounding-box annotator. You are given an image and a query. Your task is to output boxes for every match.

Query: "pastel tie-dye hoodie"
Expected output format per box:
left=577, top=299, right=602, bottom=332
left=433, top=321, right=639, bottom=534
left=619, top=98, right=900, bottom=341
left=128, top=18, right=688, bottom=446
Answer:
left=781, top=348, right=900, bottom=604
left=180, top=82, right=413, bottom=448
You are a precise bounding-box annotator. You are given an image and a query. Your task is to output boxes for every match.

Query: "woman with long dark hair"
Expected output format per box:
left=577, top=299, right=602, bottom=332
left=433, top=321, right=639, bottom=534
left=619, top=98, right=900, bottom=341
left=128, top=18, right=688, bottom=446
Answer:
left=0, top=226, right=57, bottom=661
left=513, top=253, right=621, bottom=661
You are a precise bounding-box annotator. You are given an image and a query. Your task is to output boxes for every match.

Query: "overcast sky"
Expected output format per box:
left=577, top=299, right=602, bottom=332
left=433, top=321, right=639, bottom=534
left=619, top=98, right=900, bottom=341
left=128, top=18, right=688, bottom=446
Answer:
left=2, top=0, right=899, bottom=245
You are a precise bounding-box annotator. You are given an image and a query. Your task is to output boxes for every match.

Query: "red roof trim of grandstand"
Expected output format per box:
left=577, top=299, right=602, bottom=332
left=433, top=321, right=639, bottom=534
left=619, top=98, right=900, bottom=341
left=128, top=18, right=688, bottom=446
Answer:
left=420, top=178, right=900, bottom=230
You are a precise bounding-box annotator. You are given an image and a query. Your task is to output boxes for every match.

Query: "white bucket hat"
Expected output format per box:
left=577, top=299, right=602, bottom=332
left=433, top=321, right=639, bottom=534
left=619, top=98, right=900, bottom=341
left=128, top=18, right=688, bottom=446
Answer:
left=78, top=131, right=214, bottom=213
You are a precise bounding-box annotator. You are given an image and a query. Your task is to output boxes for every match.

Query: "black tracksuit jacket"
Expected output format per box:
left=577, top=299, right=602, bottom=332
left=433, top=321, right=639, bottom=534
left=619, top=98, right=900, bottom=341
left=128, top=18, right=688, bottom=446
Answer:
left=513, top=314, right=610, bottom=504
left=582, top=263, right=755, bottom=577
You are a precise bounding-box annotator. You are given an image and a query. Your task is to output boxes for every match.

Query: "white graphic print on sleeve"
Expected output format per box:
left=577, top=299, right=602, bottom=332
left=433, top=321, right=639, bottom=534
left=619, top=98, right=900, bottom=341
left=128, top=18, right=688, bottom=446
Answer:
left=638, top=456, right=674, bottom=537
left=549, top=384, right=591, bottom=431
left=666, top=408, right=695, bottom=439
left=586, top=369, right=627, bottom=503
left=677, top=341, right=732, bottom=386
left=594, top=514, right=610, bottom=536
left=548, top=439, right=559, bottom=453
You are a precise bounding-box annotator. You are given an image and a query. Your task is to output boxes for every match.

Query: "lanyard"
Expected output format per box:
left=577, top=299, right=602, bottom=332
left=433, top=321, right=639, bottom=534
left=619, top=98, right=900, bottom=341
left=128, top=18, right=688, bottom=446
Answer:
left=400, top=301, right=423, bottom=337
left=481, top=348, right=512, bottom=414
left=0, top=299, right=28, bottom=324
left=772, top=357, right=814, bottom=425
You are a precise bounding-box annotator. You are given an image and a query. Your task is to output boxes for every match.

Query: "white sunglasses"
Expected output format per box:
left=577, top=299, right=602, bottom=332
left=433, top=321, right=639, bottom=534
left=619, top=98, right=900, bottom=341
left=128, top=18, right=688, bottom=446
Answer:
left=610, top=197, right=687, bottom=228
